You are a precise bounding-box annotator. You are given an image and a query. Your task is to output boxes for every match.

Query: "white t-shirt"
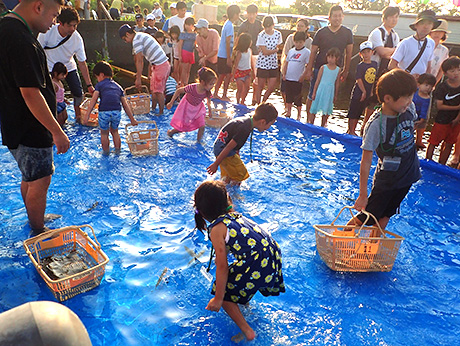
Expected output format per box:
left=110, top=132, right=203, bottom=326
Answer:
left=256, top=30, right=282, bottom=70
left=168, top=15, right=188, bottom=32
left=37, top=24, right=86, bottom=73
left=391, top=36, right=435, bottom=76
left=237, top=49, right=252, bottom=70
left=368, top=25, right=400, bottom=68
left=152, top=8, right=163, bottom=21
left=285, top=46, right=310, bottom=82
left=429, top=43, right=449, bottom=77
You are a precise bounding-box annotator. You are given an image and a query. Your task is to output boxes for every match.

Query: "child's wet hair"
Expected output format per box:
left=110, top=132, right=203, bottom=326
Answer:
left=169, top=25, right=181, bottom=39
left=253, top=102, right=278, bottom=122
left=52, top=62, right=67, bottom=76
left=234, top=33, right=252, bottom=53
left=417, top=73, right=436, bottom=87
left=441, top=56, right=460, bottom=73
left=197, top=67, right=217, bottom=84
left=326, top=47, right=341, bottom=59
left=194, top=181, right=231, bottom=231
left=93, top=61, right=113, bottom=77
left=377, top=69, right=417, bottom=103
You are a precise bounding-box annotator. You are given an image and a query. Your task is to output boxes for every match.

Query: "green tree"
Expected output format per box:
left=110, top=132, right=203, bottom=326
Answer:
left=399, top=0, right=443, bottom=14
left=345, top=0, right=389, bottom=11
left=292, top=0, right=332, bottom=16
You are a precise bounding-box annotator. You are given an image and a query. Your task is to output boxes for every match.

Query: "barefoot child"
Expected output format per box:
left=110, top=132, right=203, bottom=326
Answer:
left=166, top=67, right=216, bottom=142
left=51, top=62, right=69, bottom=127
left=346, top=41, right=377, bottom=136
left=194, top=180, right=285, bottom=342
left=349, top=70, right=420, bottom=229
left=281, top=31, right=310, bottom=120
left=232, top=33, right=254, bottom=105
left=207, top=103, right=278, bottom=185
left=412, top=73, right=436, bottom=149
left=310, top=47, right=341, bottom=127
left=169, top=25, right=181, bottom=83
left=178, top=17, right=197, bottom=86
left=83, top=61, right=138, bottom=154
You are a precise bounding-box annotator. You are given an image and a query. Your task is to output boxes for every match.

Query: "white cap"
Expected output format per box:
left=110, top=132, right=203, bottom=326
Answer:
left=195, top=18, right=209, bottom=29
left=170, top=3, right=176, bottom=8
left=146, top=14, right=155, bottom=21
left=359, top=41, right=373, bottom=52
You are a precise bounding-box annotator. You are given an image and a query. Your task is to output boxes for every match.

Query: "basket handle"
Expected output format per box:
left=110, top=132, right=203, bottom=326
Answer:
left=330, top=206, right=385, bottom=238
left=125, top=120, right=158, bottom=134
left=125, top=85, right=149, bottom=95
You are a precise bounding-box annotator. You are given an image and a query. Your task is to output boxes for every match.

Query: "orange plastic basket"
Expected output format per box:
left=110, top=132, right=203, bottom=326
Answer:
left=125, top=120, right=159, bottom=155
left=125, top=85, right=151, bottom=115
left=205, top=109, right=232, bottom=128
left=79, top=98, right=99, bottom=127
left=23, top=225, right=109, bottom=301
left=314, top=207, right=404, bottom=272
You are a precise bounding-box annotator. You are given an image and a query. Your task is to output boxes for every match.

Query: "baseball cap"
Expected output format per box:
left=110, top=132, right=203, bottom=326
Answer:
left=146, top=14, right=155, bottom=21
left=170, top=3, right=176, bottom=8
left=195, top=18, right=209, bottom=29
left=135, top=13, right=143, bottom=20
left=359, top=41, right=373, bottom=52
left=118, top=24, right=132, bottom=38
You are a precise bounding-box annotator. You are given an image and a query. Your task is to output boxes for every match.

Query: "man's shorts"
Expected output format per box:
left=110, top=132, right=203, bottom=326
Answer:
left=181, top=50, right=195, bottom=64
left=347, top=97, right=368, bottom=119
left=428, top=122, right=460, bottom=145
left=57, top=101, right=67, bottom=114
left=307, top=68, right=320, bottom=100
left=10, top=145, right=54, bottom=182
left=285, top=80, right=303, bottom=107
left=98, top=110, right=121, bottom=131
left=256, top=68, right=278, bottom=79
left=217, top=57, right=232, bottom=75
left=356, top=185, right=412, bottom=225
left=220, top=154, right=250, bottom=182
left=151, top=61, right=171, bottom=94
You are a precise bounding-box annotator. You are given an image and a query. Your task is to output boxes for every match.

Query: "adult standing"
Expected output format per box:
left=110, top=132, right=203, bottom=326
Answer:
left=76, top=0, right=90, bottom=20
left=38, top=6, right=95, bottom=123
left=429, top=19, right=450, bottom=84
left=119, top=24, right=170, bottom=115
left=109, top=0, right=123, bottom=20
left=362, top=6, right=400, bottom=131
left=151, top=2, right=163, bottom=22
left=388, top=10, right=440, bottom=78
left=238, top=3, right=263, bottom=105
left=195, top=18, right=220, bottom=73
left=0, top=0, right=70, bottom=234
left=305, top=5, right=353, bottom=124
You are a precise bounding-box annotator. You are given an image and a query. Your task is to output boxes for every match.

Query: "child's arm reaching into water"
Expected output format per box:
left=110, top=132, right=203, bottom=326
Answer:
left=83, top=91, right=99, bottom=125
left=121, top=96, right=138, bottom=126
left=206, top=222, right=229, bottom=312
left=207, top=139, right=238, bottom=175
left=166, top=86, right=186, bottom=109
left=354, top=149, right=373, bottom=211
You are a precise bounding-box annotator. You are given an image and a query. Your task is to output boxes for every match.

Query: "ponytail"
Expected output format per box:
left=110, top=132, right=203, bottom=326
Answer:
left=197, top=67, right=217, bottom=84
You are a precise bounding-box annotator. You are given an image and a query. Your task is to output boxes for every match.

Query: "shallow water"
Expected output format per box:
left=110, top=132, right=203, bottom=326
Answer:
left=0, top=102, right=459, bottom=345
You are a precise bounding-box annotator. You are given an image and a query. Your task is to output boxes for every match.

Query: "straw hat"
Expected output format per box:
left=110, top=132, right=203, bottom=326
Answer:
left=431, top=19, right=450, bottom=33
left=409, top=10, right=441, bottom=31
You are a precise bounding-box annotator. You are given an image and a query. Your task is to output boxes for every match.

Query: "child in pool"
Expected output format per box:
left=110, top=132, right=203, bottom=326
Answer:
left=310, top=47, right=341, bottom=127
left=51, top=62, right=68, bottom=127
left=207, top=102, right=278, bottom=185
left=166, top=67, right=216, bottom=142
left=194, top=180, right=285, bottom=342
left=83, top=61, right=138, bottom=154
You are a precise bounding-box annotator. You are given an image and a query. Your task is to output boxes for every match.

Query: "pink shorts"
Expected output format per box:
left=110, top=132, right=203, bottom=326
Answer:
left=181, top=50, right=195, bottom=64
left=150, top=61, right=171, bottom=93
left=428, top=122, right=460, bottom=145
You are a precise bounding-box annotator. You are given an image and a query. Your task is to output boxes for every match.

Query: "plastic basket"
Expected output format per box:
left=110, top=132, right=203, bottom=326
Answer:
left=205, top=109, right=232, bottom=128
left=314, top=206, right=404, bottom=272
left=125, top=120, right=159, bottom=155
left=23, top=225, right=109, bottom=301
left=79, top=97, right=98, bottom=127
left=125, top=85, right=151, bottom=115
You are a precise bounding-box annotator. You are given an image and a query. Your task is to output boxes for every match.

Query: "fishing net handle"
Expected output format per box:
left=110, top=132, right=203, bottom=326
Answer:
left=125, top=85, right=149, bottom=95
left=331, top=206, right=384, bottom=237
left=32, top=225, right=100, bottom=265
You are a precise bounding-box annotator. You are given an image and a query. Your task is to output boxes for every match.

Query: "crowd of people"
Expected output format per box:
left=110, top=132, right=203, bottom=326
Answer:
left=0, top=0, right=460, bottom=342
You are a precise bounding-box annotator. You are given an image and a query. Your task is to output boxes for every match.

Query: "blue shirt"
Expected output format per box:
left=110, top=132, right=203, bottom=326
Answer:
left=413, top=89, right=431, bottom=120
left=217, top=20, right=234, bottom=59
left=351, top=61, right=378, bottom=100
left=179, top=32, right=196, bottom=53
left=95, top=78, right=124, bottom=112
left=162, top=18, right=170, bottom=32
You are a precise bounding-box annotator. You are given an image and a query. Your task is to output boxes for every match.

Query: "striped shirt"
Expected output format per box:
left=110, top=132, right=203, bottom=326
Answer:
left=165, top=76, right=177, bottom=95
left=132, top=32, right=168, bottom=66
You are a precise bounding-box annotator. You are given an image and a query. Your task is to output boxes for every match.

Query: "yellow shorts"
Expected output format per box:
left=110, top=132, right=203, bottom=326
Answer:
left=220, top=154, right=249, bottom=182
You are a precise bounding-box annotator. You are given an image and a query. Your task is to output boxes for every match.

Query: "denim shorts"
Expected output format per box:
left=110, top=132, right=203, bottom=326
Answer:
left=98, top=110, right=121, bottom=131
left=10, top=145, right=54, bottom=182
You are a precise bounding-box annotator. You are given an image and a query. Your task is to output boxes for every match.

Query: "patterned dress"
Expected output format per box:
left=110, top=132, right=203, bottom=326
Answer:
left=208, top=212, right=285, bottom=304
